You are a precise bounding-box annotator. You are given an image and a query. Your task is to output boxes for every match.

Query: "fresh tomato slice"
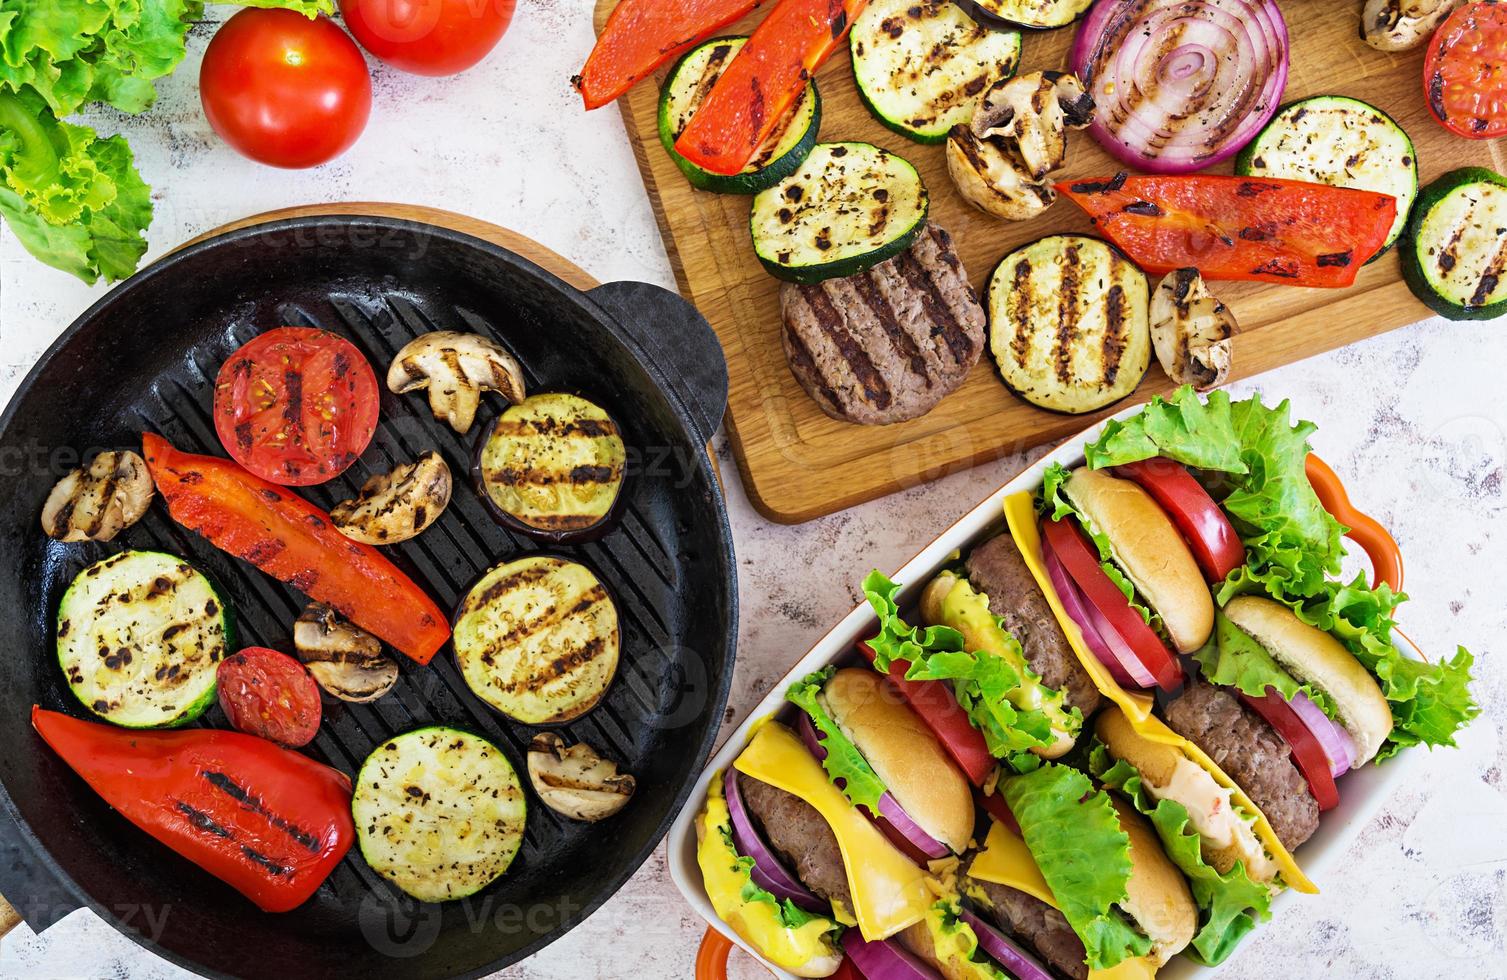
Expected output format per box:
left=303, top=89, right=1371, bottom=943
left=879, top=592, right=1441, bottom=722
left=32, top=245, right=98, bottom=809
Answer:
left=217, top=647, right=323, bottom=748
left=1239, top=688, right=1340, bottom=811
left=857, top=640, right=995, bottom=786
left=1112, top=458, right=1245, bottom=582
left=213, top=327, right=379, bottom=487
left=1039, top=516, right=1184, bottom=692
left=1424, top=2, right=1507, bottom=140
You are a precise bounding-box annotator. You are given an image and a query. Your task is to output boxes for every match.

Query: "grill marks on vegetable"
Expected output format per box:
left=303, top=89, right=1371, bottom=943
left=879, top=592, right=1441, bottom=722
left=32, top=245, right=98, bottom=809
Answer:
left=172, top=766, right=331, bottom=880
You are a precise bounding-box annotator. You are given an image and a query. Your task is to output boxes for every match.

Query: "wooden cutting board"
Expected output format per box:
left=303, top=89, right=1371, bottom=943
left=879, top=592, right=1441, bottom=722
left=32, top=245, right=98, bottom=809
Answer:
left=594, top=1, right=1504, bottom=523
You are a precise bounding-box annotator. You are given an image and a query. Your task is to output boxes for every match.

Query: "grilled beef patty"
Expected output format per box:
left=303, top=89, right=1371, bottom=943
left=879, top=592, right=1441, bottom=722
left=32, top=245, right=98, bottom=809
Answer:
left=780, top=223, right=985, bottom=425
left=966, top=534, right=1101, bottom=717
left=736, top=773, right=853, bottom=913
left=1163, top=678, right=1320, bottom=851
left=966, top=864, right=1088, bottom=980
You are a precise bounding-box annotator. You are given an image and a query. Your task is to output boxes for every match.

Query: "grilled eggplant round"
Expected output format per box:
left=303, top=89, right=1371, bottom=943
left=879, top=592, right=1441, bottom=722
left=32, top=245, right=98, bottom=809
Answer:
left=453, top=555, right=621, bottom=725
left=474, top=392, right=627, bottom=543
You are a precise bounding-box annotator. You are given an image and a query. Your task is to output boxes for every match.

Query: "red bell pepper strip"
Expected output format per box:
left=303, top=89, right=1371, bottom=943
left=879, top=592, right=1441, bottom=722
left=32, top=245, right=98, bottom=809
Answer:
left=32, top=707, right=353, bottom=913
left=142, top=433, right=450, bottom=664
left=674, top=0, right=869, bottom=176
left=575, top=0, right=765, bottom=110
left=858, top=640, right=994, bottom=787
left=1055, top=173, right=1398, bottom=288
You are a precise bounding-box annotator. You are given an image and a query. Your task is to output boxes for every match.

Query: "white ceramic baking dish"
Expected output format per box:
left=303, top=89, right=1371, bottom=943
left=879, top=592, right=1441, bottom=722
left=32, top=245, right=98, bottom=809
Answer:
left=668, top=407, right=1425, bottom=980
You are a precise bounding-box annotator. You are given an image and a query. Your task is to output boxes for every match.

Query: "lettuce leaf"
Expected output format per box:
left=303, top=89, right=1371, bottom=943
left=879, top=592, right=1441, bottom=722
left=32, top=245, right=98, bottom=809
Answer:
left=999, top=763, right=1151, bottom=970
left=1092, top=745, right=1272, bottom=966
left=1193, top=611, right=1339, bottom=720
left=785, top=666, right=889, bottom=812
left=1085, top=386, right=1246, bottom=474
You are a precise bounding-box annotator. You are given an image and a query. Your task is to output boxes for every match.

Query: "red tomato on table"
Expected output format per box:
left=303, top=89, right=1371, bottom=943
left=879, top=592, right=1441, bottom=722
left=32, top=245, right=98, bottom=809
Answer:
left=341, top=0, right=516, bottom=76
left=218, top=647, right=324, bottom=748
left=1424, top=1, right=1507, bottom=139
left=213, top=327, right=380, bottom=486
left=200, top=10, right=372, bottom=168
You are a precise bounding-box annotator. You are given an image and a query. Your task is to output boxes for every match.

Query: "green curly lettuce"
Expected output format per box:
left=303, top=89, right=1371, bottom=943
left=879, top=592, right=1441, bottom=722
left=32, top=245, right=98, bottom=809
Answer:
left=785, top=666, right=889, bottom=811
left=1091, top=745, right=1273, bottom=966
left=1194, top=611, right=1340, bottom=720
left=999, top=763, right=1151, bottom=970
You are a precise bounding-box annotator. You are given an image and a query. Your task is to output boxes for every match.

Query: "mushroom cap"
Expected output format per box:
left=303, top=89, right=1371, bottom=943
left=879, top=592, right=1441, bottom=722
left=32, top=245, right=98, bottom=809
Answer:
left=386, top=331, right=526, bottom=433
left=293, top=603, right=399, bottom=703
left=41, top=450, right=153, bottom=543
left=526, top=732, right=635, bottom=822
left=330, top=451, right=452, bottom=545
left=1149, top=268, right=1237, bottom=391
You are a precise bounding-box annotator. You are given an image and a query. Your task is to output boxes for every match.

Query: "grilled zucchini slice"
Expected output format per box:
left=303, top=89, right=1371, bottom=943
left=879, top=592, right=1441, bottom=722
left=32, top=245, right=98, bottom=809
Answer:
left=751, top=142, right=929, bottom=284
left=453, top=556, right=620, bottom=725
left=1402, top=167, right=1507, bottom=321
left=476, top=393, right=626, bottom=542
left=1238, top=96, right=1418, bottom=255
left=57, top=550, right=232, bottom=728
left=353, top=727, right=526, bottom=903
left=658, top=37, right=821, bottom=195
left=850, top=0, right=1021, bottom=144
left=987, top=234, right=1150, bottom=414
left=962, top=0, right=1092, bottom=29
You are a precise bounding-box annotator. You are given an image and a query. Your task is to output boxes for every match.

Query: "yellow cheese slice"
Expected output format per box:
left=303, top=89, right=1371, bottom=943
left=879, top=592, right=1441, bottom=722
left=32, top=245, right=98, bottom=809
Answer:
left=733, top=722, right=933, bottom=941
left=1002, top=492, right=1316, bottom=894
left=967, top=819, right=1057, bottom=908
left=1088, top=956, right=1161, bottom=980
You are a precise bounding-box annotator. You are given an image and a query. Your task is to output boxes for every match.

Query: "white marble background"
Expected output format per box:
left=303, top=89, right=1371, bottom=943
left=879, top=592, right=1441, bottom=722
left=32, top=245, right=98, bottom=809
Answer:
left=0, top=2, right=1503, bottom=978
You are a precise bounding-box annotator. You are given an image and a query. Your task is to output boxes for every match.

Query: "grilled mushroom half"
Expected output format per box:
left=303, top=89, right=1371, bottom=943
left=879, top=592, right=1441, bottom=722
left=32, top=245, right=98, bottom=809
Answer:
left=1361, top=0, right=1464, bottom=52
left=945, top=71, right=1094, bottom=222
left=387, top=331, right=526, bottom=434
left=41, top=450, right=153, bottom=542
left=294, top=603, right=399, bottom=703
left=1149, top=268, right=1237, bottom=391
left=526, top=732, right=636, bottom=822
left=330, top=451, right=452, bottom=545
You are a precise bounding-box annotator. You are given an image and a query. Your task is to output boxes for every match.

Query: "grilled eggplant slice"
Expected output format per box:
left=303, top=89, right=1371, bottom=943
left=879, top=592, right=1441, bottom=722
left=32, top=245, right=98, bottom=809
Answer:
left=475, top=393, right=626, bottom=542
left=962, top=0, right=1093, bottom=29
left=1402, top=167, right=1507, bottom=320
left=57, top=550, right=232, bottom=728
left=987, top=234, right=1150, bottom=414
left=850, top=0, right=1021, bottom=144
left=352, top=726, right=526, bottom=902
left=453, top=556, right=620, bottom=725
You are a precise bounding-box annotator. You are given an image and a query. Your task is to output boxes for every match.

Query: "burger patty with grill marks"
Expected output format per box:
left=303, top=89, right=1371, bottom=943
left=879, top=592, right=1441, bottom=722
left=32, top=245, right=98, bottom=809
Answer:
left=780, top=223, right=985, bottom=425
left=1163, top=678, right=1320, bottom=851
left=736, top=772, right=853, bottom=914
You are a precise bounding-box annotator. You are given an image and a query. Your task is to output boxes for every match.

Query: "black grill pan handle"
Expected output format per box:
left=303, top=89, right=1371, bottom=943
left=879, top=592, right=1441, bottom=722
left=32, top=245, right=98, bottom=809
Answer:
left=586, top=281, right=728, bottom=447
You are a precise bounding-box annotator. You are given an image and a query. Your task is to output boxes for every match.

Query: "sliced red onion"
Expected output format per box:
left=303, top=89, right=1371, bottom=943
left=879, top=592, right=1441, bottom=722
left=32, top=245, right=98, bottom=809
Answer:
left=1071, top=0, right=1289, bottom=173
left=957, top=907, right=1055, bottom=980
left=1041, top=531, right=1157, bottom=689
left=723, top=769, right=826, bottom=912
left=1285, top=689, right=1354, bottom=777
left=840, top=929, right=936, bottom=979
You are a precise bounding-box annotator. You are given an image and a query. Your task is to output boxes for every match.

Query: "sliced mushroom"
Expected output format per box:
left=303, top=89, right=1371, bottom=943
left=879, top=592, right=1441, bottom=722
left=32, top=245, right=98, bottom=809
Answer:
left=1361, top=0, right=1464, bottom=52
left=387, top=331, right=526, bottom=434
left=946, top=71, right=1095, bottom=222
left=526, top=732, right=635, bottom=822
left=330, top=451, right=452, bottom=545
left=41, top=450, right=154, bottom=542
left=1150, top=268, right=1237, bottom=391
left=294, top=603, right=399, bottom=703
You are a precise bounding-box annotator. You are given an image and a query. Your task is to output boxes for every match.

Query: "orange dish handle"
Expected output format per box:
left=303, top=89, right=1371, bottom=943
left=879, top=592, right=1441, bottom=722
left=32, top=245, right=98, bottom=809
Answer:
left=697, top=928, right=739, bottom=980
left=1306, top=454, right=1403, bottom=593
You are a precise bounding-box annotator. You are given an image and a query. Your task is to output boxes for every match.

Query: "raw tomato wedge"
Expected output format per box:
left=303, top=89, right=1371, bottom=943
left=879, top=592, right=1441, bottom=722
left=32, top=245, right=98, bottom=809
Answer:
left=1424, top=2, right=1507, bottom=140
left=858, top=640, right=995, bottom=786
left=217, top=646, right=323, bottom=748
left=1239, top=688, right=1340, bottom=811
left=1112, top=458, right=1245, bottom=582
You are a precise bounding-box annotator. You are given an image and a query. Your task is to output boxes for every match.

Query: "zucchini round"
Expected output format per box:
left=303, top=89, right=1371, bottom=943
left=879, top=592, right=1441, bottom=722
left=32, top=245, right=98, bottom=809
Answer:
left=987, top=235, right=1151, bottom=414
left=657, top=37, right=821, bottom=195
left=751, top=142, right=929, bottom=284
left=57, top=550, right=232, bottom=728
left=352, top=727, right=526, bottom=903
left=961, top=0, right=1093, bottom=29
left=850, top=0, right=1022, bottom=145
left=1402, top=167, right=1507, bottom=321
left=453, top=556, right=620, bottom=725
left=1237, top=96, right=1418, bottom=256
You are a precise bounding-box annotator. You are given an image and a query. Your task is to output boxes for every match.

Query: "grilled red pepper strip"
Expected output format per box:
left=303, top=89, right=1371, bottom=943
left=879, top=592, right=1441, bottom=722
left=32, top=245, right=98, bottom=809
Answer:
left=858, top=640, right=994, bottom=786
left=1056, top=173, right=1398, bottom=287
left=142, top=433, right=450, bottom=664
left=674, top=0, right=868, bottom=175
left=32, top=707, right=353, bottom=913
left=575, top=0, right=765, bottom=110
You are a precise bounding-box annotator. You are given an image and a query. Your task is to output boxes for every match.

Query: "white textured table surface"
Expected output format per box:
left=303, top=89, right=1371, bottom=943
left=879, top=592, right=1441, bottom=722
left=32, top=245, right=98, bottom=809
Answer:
left=1, top=3, right=1504, bottom=978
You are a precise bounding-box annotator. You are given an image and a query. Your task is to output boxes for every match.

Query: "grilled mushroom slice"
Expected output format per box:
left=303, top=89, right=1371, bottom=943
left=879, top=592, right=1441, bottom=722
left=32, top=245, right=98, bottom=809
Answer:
left=387, top=331, right=526, bottom=434
left=526, top=732, right=636, bottom=822
left=1150, top=268, right=1237, bottom=391
left=945, top=71, right=1094, bottom=221
left=41, top=450, right=153, bottom=542
left=330, top=451, right=452, bottom=545
left=294, top=603, right=399, bottom=703
left=1361, top=0, right=1464, bottom=52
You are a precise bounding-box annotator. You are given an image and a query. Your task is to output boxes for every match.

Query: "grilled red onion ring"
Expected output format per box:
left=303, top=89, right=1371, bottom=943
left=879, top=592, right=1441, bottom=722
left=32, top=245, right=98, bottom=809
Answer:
left=1071, top=0, right=1289, bottom=173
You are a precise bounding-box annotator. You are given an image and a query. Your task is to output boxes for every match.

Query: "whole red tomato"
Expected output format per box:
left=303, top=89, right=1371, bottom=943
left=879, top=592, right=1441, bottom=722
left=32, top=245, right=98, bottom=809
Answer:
left=340, top=0, right=516, bottom=76
left=200, top=9, right=372, bottom=168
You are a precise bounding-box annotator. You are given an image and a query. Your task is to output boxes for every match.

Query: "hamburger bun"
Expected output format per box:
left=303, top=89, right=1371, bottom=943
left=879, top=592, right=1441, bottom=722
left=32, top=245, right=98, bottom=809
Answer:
left=898, top=920, right=980, bottom=980
left=823, top=668, right=973, bottom=854
left=1112, top=797, right=1198, bottom=966
left=1062, top=468, right=1214, bottom=653
left=1222, top=596, right=1393, bottom=765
